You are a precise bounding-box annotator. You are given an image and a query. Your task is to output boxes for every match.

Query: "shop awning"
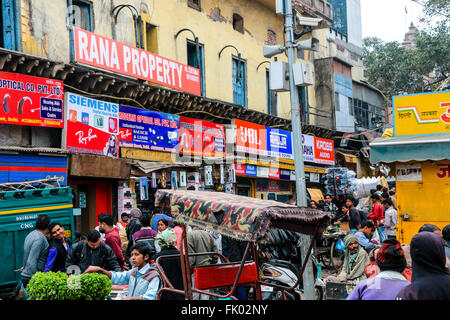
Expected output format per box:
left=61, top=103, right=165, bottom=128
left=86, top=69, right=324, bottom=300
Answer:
left=132, top=160, right=201, bottom=174
left=370, top=134, right=450, bottom=164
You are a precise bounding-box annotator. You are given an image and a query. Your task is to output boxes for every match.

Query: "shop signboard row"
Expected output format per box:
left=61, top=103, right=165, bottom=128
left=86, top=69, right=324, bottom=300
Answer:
left=234, top=163, right=293, bottom=180
left=234, top=119, right=335, bottom=165
left=72, top=27, right=201, bottom=96
left=0, top=71, right=64, bottom=128
left=65, top=93, right=225, bottom=158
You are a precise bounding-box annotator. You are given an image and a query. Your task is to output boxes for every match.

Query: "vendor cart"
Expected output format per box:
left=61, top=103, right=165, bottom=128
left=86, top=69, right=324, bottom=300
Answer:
left=153, top=189, right=330, bottom=300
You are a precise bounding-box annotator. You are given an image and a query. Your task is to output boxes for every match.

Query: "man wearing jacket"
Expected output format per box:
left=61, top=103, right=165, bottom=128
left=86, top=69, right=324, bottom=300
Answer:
left=45, top=222, right=72, bottom=272
left=187, top=227, right=219, bottom=300
left=98, top=214, right=127, bottom=269
left=383, top=198, right=398, bottom=240
left=66, top=230, right=121, bottom=273
left=21, top=214, right=51, bottom=288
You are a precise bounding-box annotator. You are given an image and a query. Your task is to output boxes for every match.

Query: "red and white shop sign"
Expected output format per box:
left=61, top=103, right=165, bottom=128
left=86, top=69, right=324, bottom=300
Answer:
left=313, top=137, right=335, bottom=165
left=66, top=92, right=119, bottom=158
left=178, top=116, right=226, bottom=158
left=0, top=71, right=64, bottom=128
left=234, top=163, right=246, bottom=175
left=234, top=119, right=267, bottom=156
left=268, top=167, right=280, bottom=179
left=73, top=27, right=201, bottom=96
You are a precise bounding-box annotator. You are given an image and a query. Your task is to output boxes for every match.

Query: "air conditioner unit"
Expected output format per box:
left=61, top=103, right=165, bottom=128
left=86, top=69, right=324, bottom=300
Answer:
left=270, top=61, right=290, bottom=92
left=293, top=62, right=313, bottom=86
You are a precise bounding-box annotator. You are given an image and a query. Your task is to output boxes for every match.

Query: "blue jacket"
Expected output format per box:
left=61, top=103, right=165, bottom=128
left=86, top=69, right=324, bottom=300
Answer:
left=356, top=231, right=378, bottom=252
left=111, top=264, right=161, bottom=300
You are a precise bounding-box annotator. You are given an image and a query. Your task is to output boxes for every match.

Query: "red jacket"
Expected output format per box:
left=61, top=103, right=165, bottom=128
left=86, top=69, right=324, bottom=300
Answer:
left=367, top=202, right=384, bottom=227
left=104, top=228, right=125, bottom=268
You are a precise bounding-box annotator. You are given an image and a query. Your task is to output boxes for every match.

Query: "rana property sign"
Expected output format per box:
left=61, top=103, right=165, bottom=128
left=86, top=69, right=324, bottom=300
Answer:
left=72, top=27, right=201, bottom=96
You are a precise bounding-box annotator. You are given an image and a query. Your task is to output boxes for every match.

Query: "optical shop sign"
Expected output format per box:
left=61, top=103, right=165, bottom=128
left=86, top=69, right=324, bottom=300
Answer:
left=66, top=93, right=119, bottom=157
left=72, top=27, right=201, bottom=96
left=0, top=71, right=63, bottom=128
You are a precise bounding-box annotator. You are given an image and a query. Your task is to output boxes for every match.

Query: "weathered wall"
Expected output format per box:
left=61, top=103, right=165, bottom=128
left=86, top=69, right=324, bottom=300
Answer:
left=313, top=57, right=334, bottom=130
left=21, top=0, right=324, bottom=122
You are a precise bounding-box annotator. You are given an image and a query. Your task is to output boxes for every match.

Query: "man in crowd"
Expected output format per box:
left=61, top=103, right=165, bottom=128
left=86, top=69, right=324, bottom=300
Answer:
left=116, top=212, right=130, bottom=231
left=99, top=214, right=127, bottom=270
left=66, top=230, right=122, bottom=273
left=389, top=190, right=397, bottom=209
left=383, top=198, right=398, bottom=240
left=44, top=222, right=72, bottom=272
left=21, top=214, right=51, bottom=288
left=325, top=234, right=370, bottom=285
left=348, top=239, right=410, bottom=300
left=323, top=194, right=338, bottom=217
left=187, top=227, right=219, bottom=300
left=126, top=208, right=143, bottom=259
left=367, top=194, right=384, bottom=227
left=375, top=185, right=383, bottom=198
left=345, top=197, right=361, bottom=233
left=356, top=221, right=380, bottom=253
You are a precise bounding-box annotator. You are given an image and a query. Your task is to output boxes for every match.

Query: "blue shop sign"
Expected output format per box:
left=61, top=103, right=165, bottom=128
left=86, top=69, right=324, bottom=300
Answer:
left=118, top=105, right=179, bottom=153
left=266, top=127, right=293, bottom=160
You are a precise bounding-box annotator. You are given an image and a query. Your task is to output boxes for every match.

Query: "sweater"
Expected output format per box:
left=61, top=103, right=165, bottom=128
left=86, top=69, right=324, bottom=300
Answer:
left=21, top=230, right=49, bottom=281
left=384, top=207, right=398, bottom=236
left=111, top=263, right=161, bottom=300
left=104, top=229, right=125, bottom=268
left=347, top=271, right=410, bottom=300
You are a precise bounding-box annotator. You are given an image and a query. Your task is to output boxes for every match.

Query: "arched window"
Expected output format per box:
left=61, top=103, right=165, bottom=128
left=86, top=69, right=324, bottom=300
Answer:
left=232, top=14, right=244, bottom=34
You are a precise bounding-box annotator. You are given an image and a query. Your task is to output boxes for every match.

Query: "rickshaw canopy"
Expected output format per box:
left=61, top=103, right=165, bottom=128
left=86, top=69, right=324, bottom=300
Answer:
left=155, top=190, right=330, bottom=242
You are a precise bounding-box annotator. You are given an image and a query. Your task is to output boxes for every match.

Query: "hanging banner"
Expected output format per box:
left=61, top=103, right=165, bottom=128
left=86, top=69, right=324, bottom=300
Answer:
left=257, top=166, right=269, bottom=178
left=234, top=119, right=267, bottom=156
left=178, top=116, right=225, bottom=157
left=179, top=171, right=187, bottom=187
left=313, top=137, right=335, bottom=165
left=139, top=177, right=148, bottom=200
left=266, top=127, right=293, bottom=160
left=0, top=71, right=64, bottom=128
left=72, top=27, right=201, bottom=96
left=118, top=105, right=179, bottom=153
left=204, top=165, right=213, bottom=186
left=66, top=92, right=119, bottom=157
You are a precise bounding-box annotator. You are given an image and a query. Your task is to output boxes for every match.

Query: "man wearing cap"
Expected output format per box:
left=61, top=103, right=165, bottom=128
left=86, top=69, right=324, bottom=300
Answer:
left=325, top=234, right=370, bottom=285
left=347, top=239, right=410, bottom=300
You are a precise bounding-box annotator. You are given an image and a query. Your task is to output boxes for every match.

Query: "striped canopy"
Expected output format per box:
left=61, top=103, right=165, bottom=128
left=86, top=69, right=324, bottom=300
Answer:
left=155, top=190, right=330, bottom=242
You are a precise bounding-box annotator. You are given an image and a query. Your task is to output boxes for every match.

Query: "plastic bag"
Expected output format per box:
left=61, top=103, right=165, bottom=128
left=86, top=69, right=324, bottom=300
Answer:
left=335, top=239, right=346, bottom=251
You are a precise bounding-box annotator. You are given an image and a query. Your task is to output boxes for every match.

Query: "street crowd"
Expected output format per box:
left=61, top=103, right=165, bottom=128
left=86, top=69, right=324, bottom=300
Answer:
left=18, top=184, right=450, bottom=300
left=311, top=185, right=450, bottom=300
left=19, top=208, right=246, bottom=300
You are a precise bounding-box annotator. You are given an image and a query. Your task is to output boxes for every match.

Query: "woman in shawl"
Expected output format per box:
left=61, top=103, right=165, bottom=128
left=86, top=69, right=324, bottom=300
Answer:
left=326, top=234, right=370, bottom=285
left=151, top=228, right=184, bottom=300
left=396, top=232, right=450, bottom=300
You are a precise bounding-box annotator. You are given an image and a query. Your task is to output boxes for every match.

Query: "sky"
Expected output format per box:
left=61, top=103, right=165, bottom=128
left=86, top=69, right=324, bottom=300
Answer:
left=360, top=0, right=425, bottom=43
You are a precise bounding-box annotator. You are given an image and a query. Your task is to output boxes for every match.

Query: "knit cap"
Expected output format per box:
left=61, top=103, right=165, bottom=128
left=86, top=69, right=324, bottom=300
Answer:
left=376, top=239, right=406, bottom=273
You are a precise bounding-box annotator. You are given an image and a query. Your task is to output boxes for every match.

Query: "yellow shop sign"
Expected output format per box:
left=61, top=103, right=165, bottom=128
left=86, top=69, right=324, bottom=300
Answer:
left=394, top=90, right=450, bottom=136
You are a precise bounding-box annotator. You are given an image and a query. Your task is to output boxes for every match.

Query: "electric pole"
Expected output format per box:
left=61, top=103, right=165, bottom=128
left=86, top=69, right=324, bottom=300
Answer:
left=283, top=0, right=315, bottom=300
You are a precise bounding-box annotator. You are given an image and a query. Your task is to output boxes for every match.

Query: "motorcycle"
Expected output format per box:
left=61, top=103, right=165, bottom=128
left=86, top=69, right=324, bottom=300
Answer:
left=259, top=254, right=325, bottom=300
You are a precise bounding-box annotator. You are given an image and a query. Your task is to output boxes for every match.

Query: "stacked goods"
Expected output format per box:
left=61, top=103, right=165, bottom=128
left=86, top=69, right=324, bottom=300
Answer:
left=324, top=167, right=357, bottom=196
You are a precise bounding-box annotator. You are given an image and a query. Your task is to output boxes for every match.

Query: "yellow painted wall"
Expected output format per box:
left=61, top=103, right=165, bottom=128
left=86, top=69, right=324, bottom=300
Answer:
left=396, top=160, right=450, bottom=244
left=20, top=0, right=327, bottom=123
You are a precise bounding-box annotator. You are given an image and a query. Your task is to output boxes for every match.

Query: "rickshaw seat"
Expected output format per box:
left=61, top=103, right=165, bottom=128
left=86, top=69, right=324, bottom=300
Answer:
left=193, top=261, right=258, bottom=290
